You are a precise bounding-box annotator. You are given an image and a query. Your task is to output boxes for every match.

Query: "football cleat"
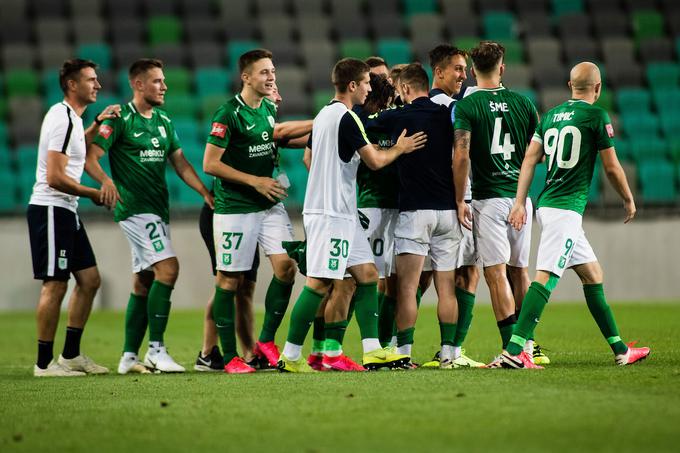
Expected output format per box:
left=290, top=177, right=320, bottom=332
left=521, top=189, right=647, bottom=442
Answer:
left=58, top=354, right=109, bottom=374
left=532, top=343, right=551, bottom=365
left=453, top=351, right=486, bottom=368
left=421, top=351, right=441, bottom=368
left=118, top=355, right=152, bottom=375
left=34, top=361, right=86, bottom=377
left=194, top=346, right=224, bottom=372
left=144, top=346, right=185, bottom=373
left=307, top=354, right=324, bottom=371
left=362, top=346, right=410, bottom=371
left=254, top=341, right=281, bottom=368
left=500, top=351, right=544, bottom=369
left=615, top=341, right=650, bottom=366
left=224, top=357, right=256, bottom=374
left=322, top=354, right=365, bottom=371
left=277, top=354, right=316, bottom=373
left=485, top=355, right=503, bottom=369
left=439, top=358, right=455, bottom=369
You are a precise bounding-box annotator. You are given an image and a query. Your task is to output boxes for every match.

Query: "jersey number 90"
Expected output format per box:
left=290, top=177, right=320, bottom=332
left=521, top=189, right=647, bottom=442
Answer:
left=544, top=126, right=582, bottom=171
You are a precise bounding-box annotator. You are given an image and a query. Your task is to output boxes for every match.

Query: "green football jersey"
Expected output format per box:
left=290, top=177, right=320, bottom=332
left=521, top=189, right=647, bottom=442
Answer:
left=207, top=94, right=278, bottom=214
left=356, top=108, right=398, bottom=209
left=534, top=99, right=615, bottom=215
left=93, top=102, right=181, bottom=223
left=454, top=87, right=538, bottom=200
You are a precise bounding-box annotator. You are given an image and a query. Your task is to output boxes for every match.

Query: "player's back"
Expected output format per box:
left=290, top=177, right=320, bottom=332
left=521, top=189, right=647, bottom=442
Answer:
left=535, top=100, right=615, bottom=215
left=454, top=87, right=537, bottom=200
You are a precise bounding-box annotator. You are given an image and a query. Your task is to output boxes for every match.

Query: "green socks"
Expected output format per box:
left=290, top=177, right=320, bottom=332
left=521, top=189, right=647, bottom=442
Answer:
left=286, top=286, right=324, bottom=346
left=439, top=322, right=457, bottom=346
left=416, top=286, right=423, bottom=308
left=497, top=315, right=517, bottom=350
left=147, top=280, right=173, bottom=343
left=311, top=316, right=325, bottom=355
left=584, top=283, right=628, bottom=355
left=379, top=294, right=397, bottom=346
left=397, top=327, right=415, bottom=347
left=453, top=287, right=475, bottom=347
left=353, top=282, right=379, bottom=340
left=123, top=294, right=147, bottom=354
left=324, top=321, right=349, bottom=354
left=213, top=286, right=237, bottom=362
left=507, top=281, right=551, bottom=355
left=259, top=277, right=294, bottom=343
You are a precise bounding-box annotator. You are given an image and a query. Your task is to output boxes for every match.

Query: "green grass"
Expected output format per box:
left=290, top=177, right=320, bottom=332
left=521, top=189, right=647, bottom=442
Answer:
left=1, top=303, right=679, bottom=452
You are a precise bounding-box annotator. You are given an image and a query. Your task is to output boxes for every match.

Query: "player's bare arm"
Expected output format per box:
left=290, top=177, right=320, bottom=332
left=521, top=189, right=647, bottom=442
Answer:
left=85, top=142, right=121, bottom=208
left=600, top=147, right=636, bottom=223
left=453, top=129, right=472, bottom=229
left=47, top=150, right=108, bottom=207
left=508, top=140, right=544, bottom=231
left=285, top=134, right=311, bottom=149
left=203, top=142, right=287, bottom=202
left=302, top=146, right=312, bottom=171
left=358, top=129, right=427, bottom=170
left=168, top=149, right=214, bottom=209
left=83, top=104, right=121, bottom=145
left=273, top=120, right=313, bottom=141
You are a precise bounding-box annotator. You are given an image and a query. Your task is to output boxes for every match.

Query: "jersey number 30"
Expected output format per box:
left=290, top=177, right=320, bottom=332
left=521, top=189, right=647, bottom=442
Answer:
left=544, top=126, right=581, bottom=171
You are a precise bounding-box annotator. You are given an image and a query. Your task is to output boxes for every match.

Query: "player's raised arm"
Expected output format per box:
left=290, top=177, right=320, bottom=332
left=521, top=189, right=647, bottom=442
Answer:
left=508, top=140, right=544, bottom=231
left=84, top=104, right=121, bottom=145
left=273, top=119, right=313, bottom=141
left=453, top=128, right=472, bottom=229
left=600, top=147, right=636, bottom=223
left=358, top=129, right=427, bottom=170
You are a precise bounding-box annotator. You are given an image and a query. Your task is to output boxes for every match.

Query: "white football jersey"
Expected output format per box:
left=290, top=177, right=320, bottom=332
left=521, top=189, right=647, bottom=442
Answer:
left=29, top=101, right=87, bottom=212
left=303, top=101, right=370, bottom=220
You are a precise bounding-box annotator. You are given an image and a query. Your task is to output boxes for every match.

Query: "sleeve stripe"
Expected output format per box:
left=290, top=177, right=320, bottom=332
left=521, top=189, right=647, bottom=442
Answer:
left=61, top=105, right=73, bottom=154
left=347, top=110, right=371, bottom=146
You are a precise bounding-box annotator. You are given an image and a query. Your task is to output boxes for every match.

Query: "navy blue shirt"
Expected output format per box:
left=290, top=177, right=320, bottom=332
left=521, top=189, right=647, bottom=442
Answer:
left=369, top=96, right=456, bottom=211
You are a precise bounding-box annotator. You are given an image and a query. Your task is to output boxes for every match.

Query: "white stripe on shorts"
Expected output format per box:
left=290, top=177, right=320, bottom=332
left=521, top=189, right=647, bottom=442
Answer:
left=47, top=205, right=55, bottom=277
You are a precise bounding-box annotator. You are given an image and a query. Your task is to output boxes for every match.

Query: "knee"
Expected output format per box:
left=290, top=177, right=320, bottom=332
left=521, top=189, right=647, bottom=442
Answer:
left=275, top=258, right=297, bottom=283
left=155, top=258, right=179, bottom=284
left=82, top=270, right=101, bottom=293
left=483, top=266, right=505, bottom=285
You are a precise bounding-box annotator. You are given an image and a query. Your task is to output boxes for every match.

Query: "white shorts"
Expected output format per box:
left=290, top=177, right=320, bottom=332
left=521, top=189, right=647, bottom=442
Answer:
left=213, top=203, right=293, bottom=272
left=457, top=220, right=478, bottom=268
left=119, top=213, right=176, bottom=273
left=472, top=197, right=532, bottom=268
left=305, top=214, right=374, bottom=279
left=359, top=208, right=398, bottom=279
left=394, top=210, right=462, bottom=272
left=535, top=207, right=597, bottom=277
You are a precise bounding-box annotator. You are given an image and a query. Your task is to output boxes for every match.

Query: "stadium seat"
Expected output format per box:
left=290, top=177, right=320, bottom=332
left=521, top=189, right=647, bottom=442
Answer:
left=148, top=16, right=182, bottom=46
left=402, top=0, right=438, bottom=16
left=563, top=38, right=599, bottom=65
left=502, top=63, right=532, bottom=89
left=185, top=17, right=221, bottom=44
left=556, top=13, right=592, bottom=39
left=376, top=39, right=413, bottom=66
left=551, top=0, right=584, bottom=17
left=0, top=168, right=20, bottom=213
left=477, top=0, right=512, bottom=12
left=454, top=37, right=482, bottom=53
left=297, top=14, right=332, bottom=42
left=34, top=18, right=69, bottom=45
left=1, top=44, right=35, bottom=70
left=482, top=12, right=517, bottom=40
left=529, top=162, right=547, bottom=202
left=77, top=43, right=112, bottom=71
left=594, top=88, right=614, bottom=113
left=499, top=39, right=524, bottom=64
left=514, top=88, right=538, bottom=108
left=638, top=158, right=677, bottom=203
left=162, top=68, right=191, bottom=94
left=520, top=12, right=552, bottom=38
left=313, top=90, right=335, bottom=114
left=632, top=11, right=665, bottom=41
left=173, top=118, right=201, bottom=143
left=0, top=124, right=8, bottom=148
left=37, top=43, right=73, bottom=71
left=638, top=37, right=675, bottom=64
left=110, top=19, right=143, bottom=45
left=71, top=17, right=105, bottom=45
left=660, top=115, right=680, bottom=141
left=647, top=63, right=680, bottom=88
left=292, top=0, right=325, bottom=16
left=409, top=14, right=444, bottom=51
left=226, top=41, right=261, bottom=70
left=82, top=92, right=119, bottom=125
left=339, top=40, right=374, bottom=60
left=593, top=11, right=629, bottom=38
left=616, top=88, right=652, bottom=113
left=628, top=137, right=669, bottom=162
left=5, top=70, right=39, bottom=97
left=259, top=16, right=294, bottom=44
left=69, top=0, right=102, bottom=18
left=195, top=68, right=230, bottom=97
left=651, top=88, right=680, bottom=114
left=188, top=42, right=223, bottom=68
left=588, top=161, right=602, bottom=204
left=620, top=112, right=660, bottom=139
left=200, top=95, right=226, bottom=120
left=162, top=94, right=199, bottom=120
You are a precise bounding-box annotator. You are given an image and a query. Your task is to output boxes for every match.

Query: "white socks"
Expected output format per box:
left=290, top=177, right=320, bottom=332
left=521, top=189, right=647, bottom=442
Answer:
left=362, top=338, right=382, bottom=353
left=282, top=342, right=302, bottom=361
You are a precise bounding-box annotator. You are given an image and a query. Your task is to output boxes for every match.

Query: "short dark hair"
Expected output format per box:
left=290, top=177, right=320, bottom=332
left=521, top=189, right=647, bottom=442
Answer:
left=365, top=56, right=388, bottom=69
left=129, top=58, right=163, bottom=80
left=429, top=44, right=467, bottom=71
left=332, top=58, right=370, bottom=93
left=470, top=41, right=505, bottom=74
left=59, top=59, right=97, bottom=94
left=364, top=73, right=396, bottom=114
left=238, top=49, right=273, bottom=74
left=398, top=63, right=429, bottom=92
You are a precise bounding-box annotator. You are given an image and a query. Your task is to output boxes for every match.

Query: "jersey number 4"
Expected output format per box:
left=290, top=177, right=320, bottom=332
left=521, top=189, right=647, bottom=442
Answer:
left=491, top=117, right=516, bottom=160
left=544, top=126, right=581, bottom=171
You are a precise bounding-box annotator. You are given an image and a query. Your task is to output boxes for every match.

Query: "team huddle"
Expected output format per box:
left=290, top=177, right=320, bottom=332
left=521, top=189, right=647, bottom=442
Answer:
left=26, top=40, right=650, bottom=377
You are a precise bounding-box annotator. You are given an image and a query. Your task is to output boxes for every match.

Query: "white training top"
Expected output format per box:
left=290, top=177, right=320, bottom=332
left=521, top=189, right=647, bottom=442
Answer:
left=303, top=100, right=370, bottom=220
left=29, top=101, right=87, bottom=212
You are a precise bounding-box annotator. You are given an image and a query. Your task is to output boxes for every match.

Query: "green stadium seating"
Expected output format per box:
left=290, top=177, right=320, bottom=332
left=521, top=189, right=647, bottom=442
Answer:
left=195, top=68, right=230, bottom=97
left=660, top=115, right=680, bottom=140
left=632, top=11, right=664, bottom=41
left=482, top=12, right=517, bottom=40
left=620, top=112, right=659, bottom=139
left=616, top=88, right=652, bottom=113
left=669, top=139, right=680, bottom=162
left=0, top=123, right=7, bottom=147
left=629, top=137, right=669, bottom=162
left=175, top=181, right=204, bottom=208
left=647, top=63, right=680, bottom=88
left=0, top=168, right=20, bottom=213
left=162, top=94, right=199, bottom=120
left=402, top=0, right=438, bottom=16
left=77, top=43, right=112, bottom=71
left=227, top=41, right=260, bottom=70
left=588, top=161, right=602, bottom=204
left=173, top=118, right=201, bottom=143
left=651, top=88, right=680, bottom=115
left=5, top=70, right=39, bottom=97
left=148, top=16, right=182, bottom=45
left=42, top=71, right=63, bottom=106
left=377, top=39, right=412, bottom=65
left=313, top=90, right=335, bottom=114
left=529, top=162, right=547, bottom=202
left=180, top=139, right=206, bottom=173
left=614, top=138, right=633, bottom=162
left=514, top=88, right=538, bottom=108
left=82, top=92, right=119, bottom=125
left=163, top=68, right=191, bottom=94
left=594, top=89, right=613, bottom=112
left=551, top=0, right=584, bottom=17
left=453, top=37, right=480, bottom=53
left=200, top=95, right=226, bottom=120
left=499, top=39, right=523, bottom=64
left=339, top=39, right=374, bottom=60
left=0, top=99, right=6, bottom=120
left=638, top=158, right=677, bottom=203
left=116, top=69, right=131, bottom=97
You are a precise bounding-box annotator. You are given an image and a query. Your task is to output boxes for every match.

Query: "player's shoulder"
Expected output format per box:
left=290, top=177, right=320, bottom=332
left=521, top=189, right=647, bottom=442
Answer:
left=153, top=107, right=173, bottom=124
left=262, top=96, right=277, bottom=113
left=44, top=102, right=72, bottom=124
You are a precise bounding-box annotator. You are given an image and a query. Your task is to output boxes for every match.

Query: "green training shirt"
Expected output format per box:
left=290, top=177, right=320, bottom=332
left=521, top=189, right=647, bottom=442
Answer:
left=533, top=99, right=615, bottom=215
left=93, top=102, right=180, bottom=223
left=454, top=87, right=538, bottom=200
left=207, top=94, right=278, bottom=215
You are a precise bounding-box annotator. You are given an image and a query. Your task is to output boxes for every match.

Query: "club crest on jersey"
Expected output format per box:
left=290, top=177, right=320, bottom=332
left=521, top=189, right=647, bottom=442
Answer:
left=606, top=124, right=614, bottom=138
left=58, top=257, right=68, bottom=270
left=98, top=125, right=113, bottom=139
left=211, top=122, right=227, bottom=138
left=328, top=258, right=339, bottom=271
left=158, top=126, right=167, bottom=138
left=222, top=253, right=232, bottom=265
left=267, top=116, right=275, bottom=128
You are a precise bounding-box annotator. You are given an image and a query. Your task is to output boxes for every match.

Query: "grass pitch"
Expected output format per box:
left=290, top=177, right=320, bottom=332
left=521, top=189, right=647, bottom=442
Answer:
left=1, top=303, right=679, bottom=453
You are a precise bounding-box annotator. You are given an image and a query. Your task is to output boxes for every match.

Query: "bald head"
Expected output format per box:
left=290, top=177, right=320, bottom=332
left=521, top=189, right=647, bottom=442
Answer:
left=569, top=62, right=601, bottom=92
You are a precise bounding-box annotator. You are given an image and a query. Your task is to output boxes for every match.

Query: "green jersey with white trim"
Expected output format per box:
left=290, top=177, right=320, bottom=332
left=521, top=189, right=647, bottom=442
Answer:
left=534, top=99, right=615, bottom=215
left=454, top=87, right=538, bottom=200
left=93, top=102, right=181, bottom=223
left=206, top=94, right=278, bottom=214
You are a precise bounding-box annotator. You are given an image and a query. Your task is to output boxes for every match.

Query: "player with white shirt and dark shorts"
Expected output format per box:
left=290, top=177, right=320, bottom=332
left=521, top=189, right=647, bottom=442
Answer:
left=27, top=59, right=119, bottom=377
